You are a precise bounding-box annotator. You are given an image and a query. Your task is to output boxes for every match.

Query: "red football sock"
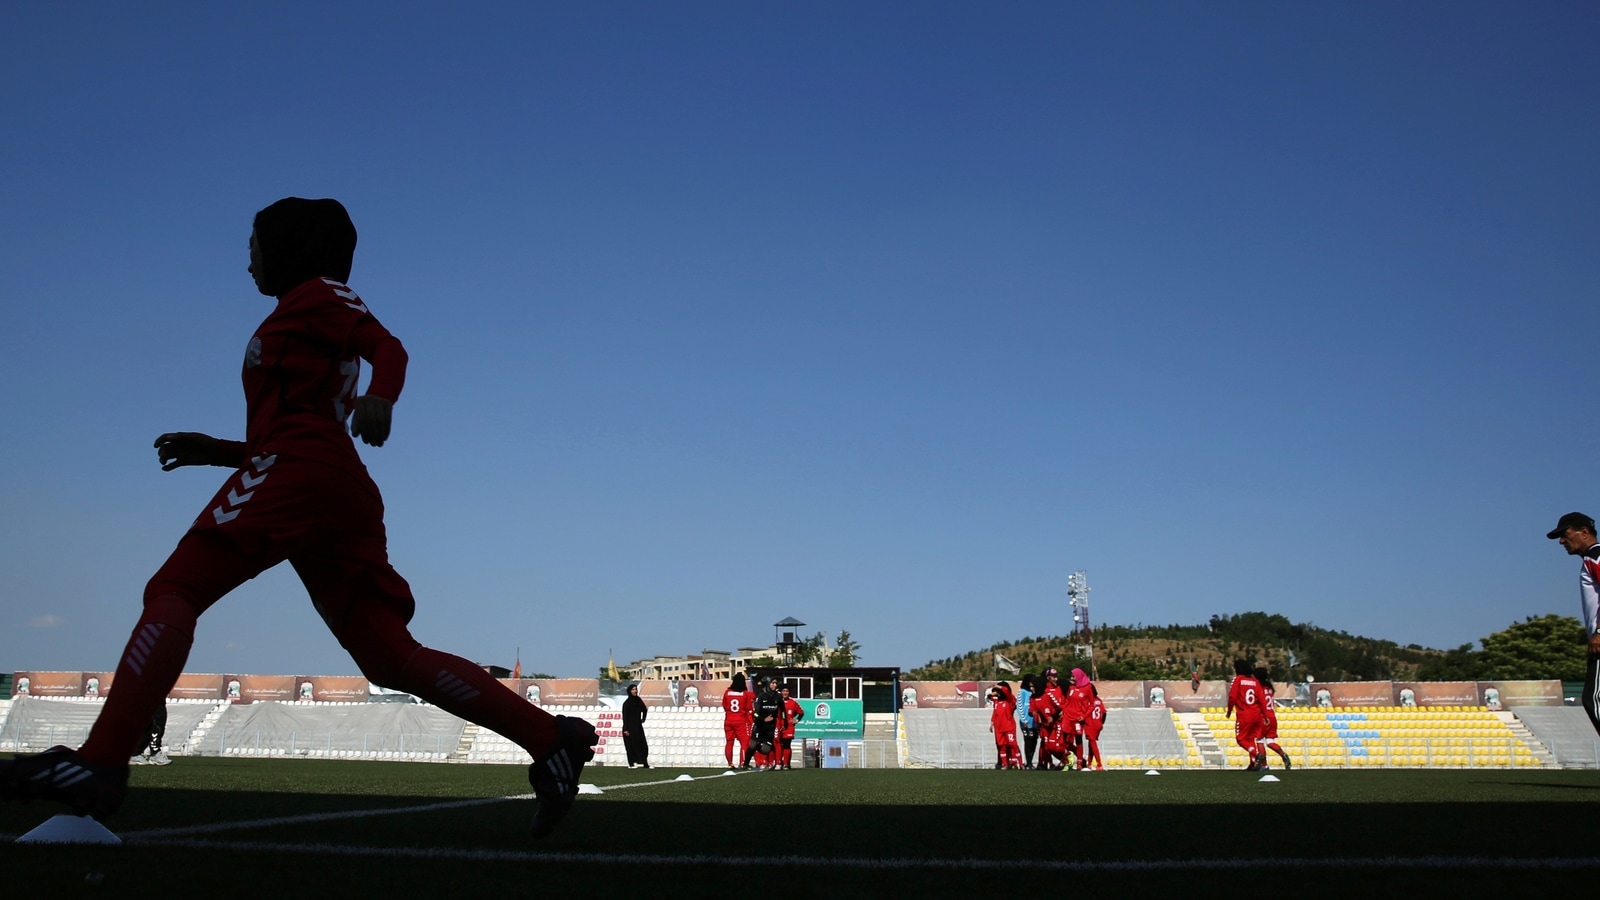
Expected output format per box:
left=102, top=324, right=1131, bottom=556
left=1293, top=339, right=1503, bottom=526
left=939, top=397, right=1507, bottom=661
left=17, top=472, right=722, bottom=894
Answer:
left=395, top=647, right=559, bottom=756
left=80, top=605, right=196, bottom=768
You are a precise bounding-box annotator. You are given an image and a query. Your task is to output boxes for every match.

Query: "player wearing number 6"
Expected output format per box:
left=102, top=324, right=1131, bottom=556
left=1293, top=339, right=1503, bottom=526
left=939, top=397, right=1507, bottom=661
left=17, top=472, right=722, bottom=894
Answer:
left=1224, top=658, right=1270, bottom=771
left=0, top=198, right=597, bottom=837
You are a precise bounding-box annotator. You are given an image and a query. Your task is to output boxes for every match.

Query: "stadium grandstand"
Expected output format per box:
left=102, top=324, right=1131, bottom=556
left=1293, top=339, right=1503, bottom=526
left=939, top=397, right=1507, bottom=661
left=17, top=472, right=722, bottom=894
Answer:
left=6, top=677, right=1600, bottom=770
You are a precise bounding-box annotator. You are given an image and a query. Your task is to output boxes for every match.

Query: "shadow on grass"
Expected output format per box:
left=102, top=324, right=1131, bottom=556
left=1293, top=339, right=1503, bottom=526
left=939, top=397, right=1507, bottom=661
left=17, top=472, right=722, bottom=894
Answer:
left=3, top=789, right=1596, bottom=898
left=1467, top=779, right=1600, bottom=792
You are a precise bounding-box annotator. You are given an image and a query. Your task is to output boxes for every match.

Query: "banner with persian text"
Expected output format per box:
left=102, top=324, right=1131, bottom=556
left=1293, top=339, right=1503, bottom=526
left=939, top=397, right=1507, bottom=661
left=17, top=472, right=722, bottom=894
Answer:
left=499, top=678, right=600, bottom=707
left=794, top=699, right=865, bottom=738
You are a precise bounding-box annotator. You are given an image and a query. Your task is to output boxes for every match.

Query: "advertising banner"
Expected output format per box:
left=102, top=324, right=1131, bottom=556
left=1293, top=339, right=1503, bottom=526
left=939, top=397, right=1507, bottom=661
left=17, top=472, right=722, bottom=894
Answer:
left=794, top=699, right=865, bottom=739
left=1145, top=680, right=1227, bottom=712
left=224, top=674, right=296, bottom=703
left=899, top=681, right=983, bottom=709
left=1308, top=681, right=1396, bottom=708
left=507, top=678, right=600, bottom=707
left=975, top=681, right=1008, bottom=704
left=1392, top=682, right=1480, bottom=707
left=83, top=673, right=113, bottom=698
left=1479, top=680, right=1562, bottom=709
left=168, top=673, right=225, bottom=700
left=11, top=671, right=87, bottom=698
left=674, top=680, right=729, bottom=708
left=634, top=681, right=676, bottom=707
left=1094, top=681, right=1147, bottom=709
left=295, top=675, right=370, bottom=703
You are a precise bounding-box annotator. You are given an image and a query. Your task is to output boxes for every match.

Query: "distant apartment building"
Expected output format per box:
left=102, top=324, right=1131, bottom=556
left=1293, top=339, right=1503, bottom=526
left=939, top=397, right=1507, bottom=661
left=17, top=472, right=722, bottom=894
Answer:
left=622, top=618, right=830, bottom=681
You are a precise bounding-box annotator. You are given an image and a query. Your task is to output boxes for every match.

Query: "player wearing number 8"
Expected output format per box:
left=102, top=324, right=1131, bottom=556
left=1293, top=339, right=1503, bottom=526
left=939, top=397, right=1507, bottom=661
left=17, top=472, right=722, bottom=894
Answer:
left=1224, top=658, right=1270, bottom=771
left=722, top=672, right=755, bottom=766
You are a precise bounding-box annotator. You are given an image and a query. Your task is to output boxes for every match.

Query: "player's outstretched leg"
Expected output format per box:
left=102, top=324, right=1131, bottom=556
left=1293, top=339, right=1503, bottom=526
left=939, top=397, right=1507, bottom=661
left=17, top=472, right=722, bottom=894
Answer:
left=528, top=715, right=599, bottom=839
left=1268, top=741, right=1291, bottom=769
left=0, top=746, right=130, bottom=820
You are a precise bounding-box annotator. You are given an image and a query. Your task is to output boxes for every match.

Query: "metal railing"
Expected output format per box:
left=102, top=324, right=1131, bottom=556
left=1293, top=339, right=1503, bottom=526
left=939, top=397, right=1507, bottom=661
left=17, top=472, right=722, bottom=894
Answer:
left=906, top=738, right=1183, bottom=769
left=201, top=729, right=458, bottom=758
left=1541, top=741, right=1600, bottom=768
left=835, top=739, right=899, bottom=769
left=1208, top=735, right=1555, bottom=768
left=0, top=724, right=92, bottom=753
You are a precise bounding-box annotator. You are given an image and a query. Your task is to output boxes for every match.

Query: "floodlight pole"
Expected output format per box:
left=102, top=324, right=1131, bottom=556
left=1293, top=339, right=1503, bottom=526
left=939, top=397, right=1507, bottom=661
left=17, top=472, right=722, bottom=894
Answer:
left=1067, top=571, right=1095, bottom=680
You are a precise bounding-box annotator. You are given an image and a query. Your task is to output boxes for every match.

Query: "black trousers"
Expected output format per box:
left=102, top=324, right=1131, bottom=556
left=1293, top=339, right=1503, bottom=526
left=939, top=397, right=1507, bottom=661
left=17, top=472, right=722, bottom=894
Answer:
left=137, top=705, right=168, bottom=755
left=744, top=722, right=776, bottom=765
left=1584, top=652, right=1600, bottom=739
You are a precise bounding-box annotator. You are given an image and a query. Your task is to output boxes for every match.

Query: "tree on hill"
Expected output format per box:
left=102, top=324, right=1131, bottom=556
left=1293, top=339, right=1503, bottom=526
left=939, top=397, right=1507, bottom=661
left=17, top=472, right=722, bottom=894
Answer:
left=906, top=611, right=1590, bottom=682
left=619, top=613, right=1587, bottom=684
left=1096, top=656, right=1183, bottom=681
left=1411, top=615, right=1585, bottom=682
left=1414, top=644, right=1483, bottom=681
left=1479, top=615, right=1586, bottom=680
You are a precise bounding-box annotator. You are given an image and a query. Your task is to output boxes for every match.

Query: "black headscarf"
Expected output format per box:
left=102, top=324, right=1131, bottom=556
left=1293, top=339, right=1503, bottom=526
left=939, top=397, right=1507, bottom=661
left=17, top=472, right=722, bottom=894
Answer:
left=252, top=197, right=358, bottom=297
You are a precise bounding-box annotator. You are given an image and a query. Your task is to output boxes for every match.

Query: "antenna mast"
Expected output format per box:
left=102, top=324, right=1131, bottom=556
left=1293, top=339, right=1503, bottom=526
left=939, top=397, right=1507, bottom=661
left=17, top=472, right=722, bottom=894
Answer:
left=1067, top=570, right=1095, bottom=679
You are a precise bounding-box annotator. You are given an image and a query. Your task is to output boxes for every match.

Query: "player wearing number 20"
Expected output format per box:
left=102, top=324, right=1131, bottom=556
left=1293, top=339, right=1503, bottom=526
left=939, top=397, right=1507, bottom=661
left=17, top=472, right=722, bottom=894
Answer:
left=1224, top=658, right=1271, bottom=771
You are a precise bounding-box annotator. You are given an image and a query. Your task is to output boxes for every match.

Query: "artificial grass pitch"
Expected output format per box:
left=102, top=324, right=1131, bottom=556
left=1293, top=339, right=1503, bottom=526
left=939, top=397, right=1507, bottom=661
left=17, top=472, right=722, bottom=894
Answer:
left=4, top=759, right=1598, bottom=898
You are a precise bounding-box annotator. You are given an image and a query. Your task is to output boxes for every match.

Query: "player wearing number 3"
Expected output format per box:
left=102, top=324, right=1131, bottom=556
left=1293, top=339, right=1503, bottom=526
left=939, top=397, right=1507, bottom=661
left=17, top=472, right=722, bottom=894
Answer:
left=0, top=199, right=597, bottom=836
left=1224, top=658, right=1270, bottom=771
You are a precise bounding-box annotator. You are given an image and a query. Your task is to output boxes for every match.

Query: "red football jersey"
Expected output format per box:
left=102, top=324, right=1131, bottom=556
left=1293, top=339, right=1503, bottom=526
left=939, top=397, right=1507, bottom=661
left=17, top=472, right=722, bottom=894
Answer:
left=1086, top=697, right=1107, bottom=737
left=1064, top=683, right=1092, bottom=723
left=780, top=697, right=804, bottom=738
left=722, top=689, right=755, bottom=725
left=1261, top=686, right=1279, bottom=735
left=1029, top=693, right=1052, bottom=728
left=1039, top=684, right=1066, bottom=725
left=1227, top=675, right=1267, bottom=722
left=990, top=694, right=1017, bottom=734
left=225, top=277, right=407, bottom=474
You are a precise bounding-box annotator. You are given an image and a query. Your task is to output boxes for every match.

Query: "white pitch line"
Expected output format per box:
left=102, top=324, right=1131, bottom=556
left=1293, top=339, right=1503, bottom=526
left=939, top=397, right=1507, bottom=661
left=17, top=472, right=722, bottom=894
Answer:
left=590, top=769, right=745, bottom=792
left=100, top=839, right=1600, bottom=872
left=118, top=768, right=748, bottom=839
left=121, top=795, right=515, bottom=839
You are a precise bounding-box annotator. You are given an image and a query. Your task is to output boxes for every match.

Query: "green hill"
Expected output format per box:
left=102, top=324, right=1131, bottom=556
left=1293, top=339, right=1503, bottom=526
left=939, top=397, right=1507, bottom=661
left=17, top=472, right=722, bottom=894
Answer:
left=907, top=612, right=1586, bottom=683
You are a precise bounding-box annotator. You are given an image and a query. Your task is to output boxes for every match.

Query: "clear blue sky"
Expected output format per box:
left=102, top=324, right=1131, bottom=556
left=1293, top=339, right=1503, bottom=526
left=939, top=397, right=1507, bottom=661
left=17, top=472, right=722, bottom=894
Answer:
left=3, top=3, right=1596, bottom=680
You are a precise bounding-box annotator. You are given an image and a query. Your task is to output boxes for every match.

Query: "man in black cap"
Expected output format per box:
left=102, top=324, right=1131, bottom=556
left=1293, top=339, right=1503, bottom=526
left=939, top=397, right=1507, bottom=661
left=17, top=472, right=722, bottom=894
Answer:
left=1549, top=512, right=1600, bottom=737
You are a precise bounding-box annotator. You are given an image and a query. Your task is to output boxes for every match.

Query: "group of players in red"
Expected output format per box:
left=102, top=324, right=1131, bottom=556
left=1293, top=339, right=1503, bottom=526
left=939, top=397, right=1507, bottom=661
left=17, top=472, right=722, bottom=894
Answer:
left=983, top=660, right=1293, bottom=773
left=988, top=667, right=1108, bottom=771
left=1225, top=659, right=1293, bottom=771
left=720, top=672, right=806, bottom=770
